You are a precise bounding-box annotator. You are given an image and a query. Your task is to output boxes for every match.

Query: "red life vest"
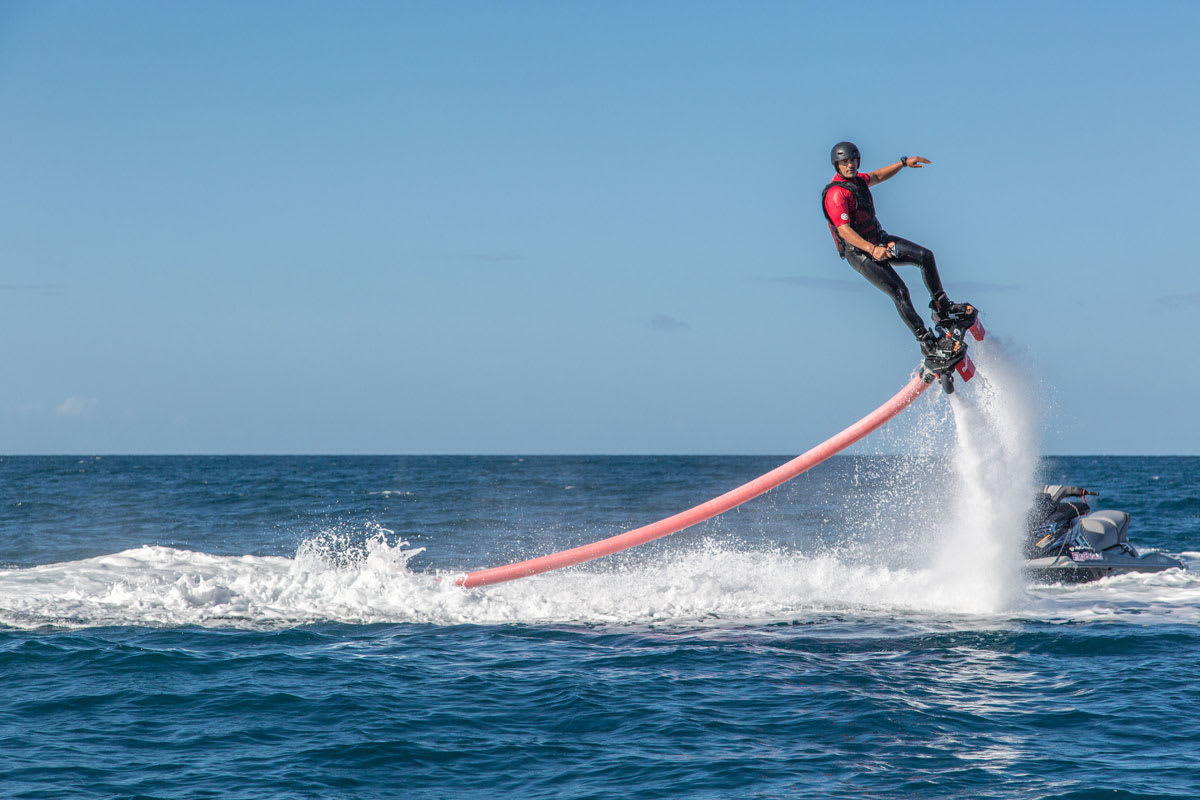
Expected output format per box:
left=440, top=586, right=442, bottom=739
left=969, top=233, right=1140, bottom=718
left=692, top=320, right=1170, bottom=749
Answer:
left=821, top=175, right=885, bottom=257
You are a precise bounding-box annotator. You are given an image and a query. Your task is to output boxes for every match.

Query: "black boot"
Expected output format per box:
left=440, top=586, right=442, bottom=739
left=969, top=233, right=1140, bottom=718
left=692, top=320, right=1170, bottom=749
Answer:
left=917, top=327, right=952, bottom=360
left=930, top=292, right=976, bottom=328
left=917, top=327, right=967, bottom=371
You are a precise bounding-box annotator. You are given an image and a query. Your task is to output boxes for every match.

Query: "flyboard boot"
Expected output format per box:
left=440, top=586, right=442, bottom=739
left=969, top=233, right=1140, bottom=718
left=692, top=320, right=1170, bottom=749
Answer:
left=918, top=326, right=975, bottom=394
left=931, top=292, right=986, bottom=342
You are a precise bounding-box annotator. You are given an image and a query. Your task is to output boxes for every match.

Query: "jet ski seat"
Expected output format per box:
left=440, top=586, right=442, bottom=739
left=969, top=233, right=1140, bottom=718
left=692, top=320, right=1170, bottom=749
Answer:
left=1080, top=510, right=1131, bottom=552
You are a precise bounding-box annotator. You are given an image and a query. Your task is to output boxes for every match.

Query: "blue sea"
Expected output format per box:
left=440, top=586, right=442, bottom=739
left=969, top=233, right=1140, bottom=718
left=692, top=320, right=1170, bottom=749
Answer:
left=3, top=449, right=1198, bottom=799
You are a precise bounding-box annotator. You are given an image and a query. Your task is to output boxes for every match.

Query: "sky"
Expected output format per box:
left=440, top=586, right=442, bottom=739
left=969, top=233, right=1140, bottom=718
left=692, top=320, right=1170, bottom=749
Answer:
left=3, top=0, right=1198, bottom=455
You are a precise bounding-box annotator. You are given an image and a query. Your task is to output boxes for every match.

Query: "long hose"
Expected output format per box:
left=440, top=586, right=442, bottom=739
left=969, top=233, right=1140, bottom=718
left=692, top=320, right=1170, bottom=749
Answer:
left=457, top=371, right=932, bottom=588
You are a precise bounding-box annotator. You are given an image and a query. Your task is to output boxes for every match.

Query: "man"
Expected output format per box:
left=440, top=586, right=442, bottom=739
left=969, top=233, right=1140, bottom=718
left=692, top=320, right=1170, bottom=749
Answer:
left=820, top=141, right=973, bottom=359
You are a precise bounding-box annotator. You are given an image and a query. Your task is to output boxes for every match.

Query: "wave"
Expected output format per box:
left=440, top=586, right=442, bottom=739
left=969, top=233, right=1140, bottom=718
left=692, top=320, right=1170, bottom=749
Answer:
left=1, top=533, right=1195, bottom=631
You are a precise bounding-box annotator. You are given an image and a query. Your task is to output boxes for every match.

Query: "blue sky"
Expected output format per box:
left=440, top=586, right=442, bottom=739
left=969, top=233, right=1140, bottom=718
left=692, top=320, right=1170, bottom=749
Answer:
left=3, top=1, right=1197, bottom=454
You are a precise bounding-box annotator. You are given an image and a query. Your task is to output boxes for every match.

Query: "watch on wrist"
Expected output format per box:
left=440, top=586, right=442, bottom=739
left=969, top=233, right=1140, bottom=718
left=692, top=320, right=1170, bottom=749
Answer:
left=901, top=156, right=909, bottom=167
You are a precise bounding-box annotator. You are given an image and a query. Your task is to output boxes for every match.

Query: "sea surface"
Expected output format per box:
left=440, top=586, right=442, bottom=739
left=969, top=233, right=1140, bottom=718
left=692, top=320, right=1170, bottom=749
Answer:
left=2, top=449, right=1198, bottom=799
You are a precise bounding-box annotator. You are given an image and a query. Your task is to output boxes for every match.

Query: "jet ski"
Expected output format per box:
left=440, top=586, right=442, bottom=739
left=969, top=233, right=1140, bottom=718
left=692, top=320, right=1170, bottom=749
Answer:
left=1024, top=485, right=1185, bottom=582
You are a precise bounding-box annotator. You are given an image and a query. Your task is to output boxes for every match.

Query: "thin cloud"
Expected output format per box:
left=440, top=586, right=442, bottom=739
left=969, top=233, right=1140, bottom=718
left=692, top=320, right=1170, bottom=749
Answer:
left=649, top=314, right=690, bottom=332
left=1157, top=291, right=1200, bottom=308
left=763, top=275, right=867, bottom=293
left=56, top=396, right=97, bottom=416
left=952, top=280, right=1022, bottom=293
left=0, top=283, right=67, bottom=295
left=763, top=276, right=1022, bottom=295
left=467, top=252, right=525, bottom=264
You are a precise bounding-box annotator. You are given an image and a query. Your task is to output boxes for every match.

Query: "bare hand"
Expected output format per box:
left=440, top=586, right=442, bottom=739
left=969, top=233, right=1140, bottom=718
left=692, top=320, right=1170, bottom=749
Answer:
left=870, top=243, right=889, bottom=261
left=904, top=156, right=931, bottom=168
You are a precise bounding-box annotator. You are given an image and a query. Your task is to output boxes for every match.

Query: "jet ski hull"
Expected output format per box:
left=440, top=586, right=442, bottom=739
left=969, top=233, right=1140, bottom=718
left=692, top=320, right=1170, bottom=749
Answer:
left=1026, top=551, right=1185, bottom=583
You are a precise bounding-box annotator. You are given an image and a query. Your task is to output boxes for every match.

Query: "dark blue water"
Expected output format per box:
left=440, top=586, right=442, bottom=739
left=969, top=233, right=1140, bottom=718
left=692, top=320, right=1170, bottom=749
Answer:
left=2, top=455, right=1199, bottom=799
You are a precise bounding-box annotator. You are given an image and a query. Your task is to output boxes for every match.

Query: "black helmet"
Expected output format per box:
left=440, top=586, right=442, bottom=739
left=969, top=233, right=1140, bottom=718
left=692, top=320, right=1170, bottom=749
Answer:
left=830, top=141, right=860, bottom=165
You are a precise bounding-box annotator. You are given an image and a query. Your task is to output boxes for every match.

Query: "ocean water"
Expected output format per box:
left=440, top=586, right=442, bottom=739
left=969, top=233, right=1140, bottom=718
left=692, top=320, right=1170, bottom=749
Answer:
left=3, top=368, right=1200, bottom=798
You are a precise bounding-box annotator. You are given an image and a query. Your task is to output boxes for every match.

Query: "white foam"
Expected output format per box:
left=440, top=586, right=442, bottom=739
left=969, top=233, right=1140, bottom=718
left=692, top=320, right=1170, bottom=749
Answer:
left=1018, top=557, right=1200, bottom=624
left=0, top=537, right=1023, bottom=630
left=2, top=536, right=1194, bottom=631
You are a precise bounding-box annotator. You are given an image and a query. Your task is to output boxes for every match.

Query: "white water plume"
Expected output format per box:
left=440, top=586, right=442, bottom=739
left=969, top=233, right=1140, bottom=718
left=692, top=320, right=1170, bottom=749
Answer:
left=836, top=335, right=1042, bottom=614
left=937, top=337, right=1040, bottom=611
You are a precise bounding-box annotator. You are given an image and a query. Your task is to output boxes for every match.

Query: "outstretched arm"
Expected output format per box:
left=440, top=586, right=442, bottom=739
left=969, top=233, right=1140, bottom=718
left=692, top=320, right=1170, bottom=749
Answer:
left=868, top=155, right=931, bottom=184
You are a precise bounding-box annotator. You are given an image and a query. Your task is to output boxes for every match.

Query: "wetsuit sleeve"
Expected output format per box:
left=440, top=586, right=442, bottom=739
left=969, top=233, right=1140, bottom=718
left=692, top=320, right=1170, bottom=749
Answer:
left=824, top=185, right=853, bottom=225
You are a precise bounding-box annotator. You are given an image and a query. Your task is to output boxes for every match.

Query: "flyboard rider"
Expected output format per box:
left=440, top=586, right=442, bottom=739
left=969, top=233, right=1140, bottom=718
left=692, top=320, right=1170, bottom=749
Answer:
left=821, top=141, right=974, bottom=361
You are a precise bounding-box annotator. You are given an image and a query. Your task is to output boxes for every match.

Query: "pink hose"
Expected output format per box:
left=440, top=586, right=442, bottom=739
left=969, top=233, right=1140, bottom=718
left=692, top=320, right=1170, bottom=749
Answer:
left=458, top=371, right=932, bottom=588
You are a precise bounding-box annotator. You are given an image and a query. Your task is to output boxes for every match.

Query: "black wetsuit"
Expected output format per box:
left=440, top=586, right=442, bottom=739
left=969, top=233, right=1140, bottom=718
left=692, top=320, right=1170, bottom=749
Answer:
left=822, top=176, right=946, bottom=337
left=843, top=237, right=946, bottom=337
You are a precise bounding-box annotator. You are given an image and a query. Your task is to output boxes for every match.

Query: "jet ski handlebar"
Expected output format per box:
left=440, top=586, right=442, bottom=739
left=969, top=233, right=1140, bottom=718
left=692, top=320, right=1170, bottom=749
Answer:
left=1042, top=485, right=1096, bottom=503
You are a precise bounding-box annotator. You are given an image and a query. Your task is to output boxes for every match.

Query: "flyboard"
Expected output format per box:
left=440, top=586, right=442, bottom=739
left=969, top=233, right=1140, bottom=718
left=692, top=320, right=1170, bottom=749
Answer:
left=456, top=310, right=986, bottom=589
left=922, top=304, right=986, bottom=394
